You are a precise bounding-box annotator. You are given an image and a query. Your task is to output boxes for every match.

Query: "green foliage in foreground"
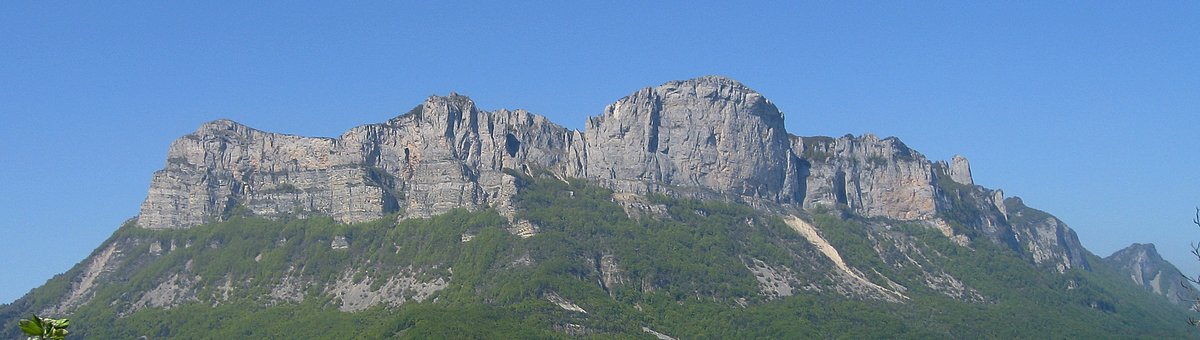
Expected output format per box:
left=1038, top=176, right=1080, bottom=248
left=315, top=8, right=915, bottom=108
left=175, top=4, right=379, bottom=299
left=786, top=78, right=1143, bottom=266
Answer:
left=19, top=314, right=68, bottom=340
left=2, top=176, right=1195, bottom=338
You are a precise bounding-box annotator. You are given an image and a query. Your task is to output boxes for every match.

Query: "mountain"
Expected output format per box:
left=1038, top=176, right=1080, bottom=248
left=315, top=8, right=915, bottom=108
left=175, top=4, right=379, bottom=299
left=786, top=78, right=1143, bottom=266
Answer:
left=132, top=76, right=1090, bottom=272
left=1, top=76, right=1193, bottom=338
left=1106, top=243, right=1196, bottom=305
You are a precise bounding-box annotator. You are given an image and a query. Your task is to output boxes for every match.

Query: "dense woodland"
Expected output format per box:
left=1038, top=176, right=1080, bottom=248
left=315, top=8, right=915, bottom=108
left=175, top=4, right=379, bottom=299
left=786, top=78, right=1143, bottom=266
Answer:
left=2, top=175, right=1193, bottom=338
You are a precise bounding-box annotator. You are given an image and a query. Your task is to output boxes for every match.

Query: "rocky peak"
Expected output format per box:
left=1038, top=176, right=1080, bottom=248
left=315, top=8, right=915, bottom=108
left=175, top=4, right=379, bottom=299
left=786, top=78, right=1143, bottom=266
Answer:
left=1106, top=243, right=1165, bottom=278
left=1125, top=243, right=1158, bottom=255
left=387, top=93, right=478, bottom=133
left=589, top=76, right=783, bottom=131
left=949, top=155, right=973, bottom=186
left=933, top=155, right=974, bottom=187
left=1105, top=243, right=1193, bottom=305
left=583, top=76, right=794, bottom=201
left=132, top=76, right=1097, bottom=278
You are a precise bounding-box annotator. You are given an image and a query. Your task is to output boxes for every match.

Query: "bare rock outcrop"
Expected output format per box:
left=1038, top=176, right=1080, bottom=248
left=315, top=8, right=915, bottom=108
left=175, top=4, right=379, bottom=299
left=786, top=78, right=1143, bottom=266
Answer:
left=948, top=155, right=973, bottom=185
left=134, top=77, right=957, bottom=229
left=132, top=76, right=1094, bottom=276
left=793, top=134, right=938, bottom=220
left=1105, top=243, right=1194, bottom=305
left=43, top=243, right=123, bottom=316
left=138, top=95, right=580, bottom=229
left=1002, top=197, right=1090, bottom=272
left=582, top=76, right=801, bottom=203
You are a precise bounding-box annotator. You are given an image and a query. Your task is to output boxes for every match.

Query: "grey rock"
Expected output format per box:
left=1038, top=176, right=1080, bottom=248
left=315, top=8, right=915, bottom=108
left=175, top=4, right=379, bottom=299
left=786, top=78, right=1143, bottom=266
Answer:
left=747, top=257, right=796, bottom=299
left=1004, top=197, right=1090, bottom=272
left=136, top=119, right=351, bottom=229
left=590, top=254, right=625, bottom=297
left=330, top=235, right=349, bottom=250
left=1105, top=243, right=1195, bottom=305
left=581, top=76, right=799, bottom=203
left=134, top=77, right=944, bottom=228
left=793, top=134, right=938, bottom=221
left=991, top=189, right=1008, bottom=219
left=932, top=163, right=1016, bottom=248
left=132, top=75, right=1094, bottom=276
left=138, top=94, right=580, bottom=229
left=947, top=155, right=973, bottom=186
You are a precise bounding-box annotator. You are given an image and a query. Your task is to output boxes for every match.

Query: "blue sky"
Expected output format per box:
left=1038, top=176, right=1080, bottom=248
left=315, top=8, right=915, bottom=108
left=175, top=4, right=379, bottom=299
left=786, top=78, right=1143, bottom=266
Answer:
left=1, top=2, right=1197, bottom=304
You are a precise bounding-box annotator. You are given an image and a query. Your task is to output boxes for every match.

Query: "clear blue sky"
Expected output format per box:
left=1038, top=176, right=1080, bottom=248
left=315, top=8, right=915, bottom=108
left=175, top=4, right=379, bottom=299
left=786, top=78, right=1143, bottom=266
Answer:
left=1, top=2, right=1197, bottom=304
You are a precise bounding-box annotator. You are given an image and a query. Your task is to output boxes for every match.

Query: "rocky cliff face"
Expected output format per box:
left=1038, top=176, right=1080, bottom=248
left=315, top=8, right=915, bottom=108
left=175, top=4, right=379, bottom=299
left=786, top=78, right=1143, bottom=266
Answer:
left=582, top=76, right=800, bottom=203
left=135, top=76, right=802, bottom=230
left=1105, top=243, right=1194, bottom=305
left=1003, top=197, right=1090, bottom=272
left=15, top=76, right=1196, bottom=339
left=135, top=76, right=1091, bottom=275
left=793, top=134, right=938, bottom=221
left=138, top=94, right=581, bottom=229
left=139, top=76, right=942, bottom=227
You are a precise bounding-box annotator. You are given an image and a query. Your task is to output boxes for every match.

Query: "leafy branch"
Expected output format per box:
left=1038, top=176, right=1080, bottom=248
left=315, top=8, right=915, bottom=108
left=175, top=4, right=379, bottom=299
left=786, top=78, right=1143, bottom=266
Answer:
left=18, top=314, right=69, bottom=340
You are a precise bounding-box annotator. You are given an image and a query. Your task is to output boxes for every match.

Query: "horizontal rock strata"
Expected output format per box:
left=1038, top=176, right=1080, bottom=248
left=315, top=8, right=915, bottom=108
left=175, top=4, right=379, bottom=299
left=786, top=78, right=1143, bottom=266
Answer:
left=135, top=76, right=1089, bottom=274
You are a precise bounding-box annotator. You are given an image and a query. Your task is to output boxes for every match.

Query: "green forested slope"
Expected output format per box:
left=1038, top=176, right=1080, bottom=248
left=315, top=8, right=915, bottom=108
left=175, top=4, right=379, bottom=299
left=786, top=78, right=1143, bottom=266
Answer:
left=2, top=176, right=1192, bottom=338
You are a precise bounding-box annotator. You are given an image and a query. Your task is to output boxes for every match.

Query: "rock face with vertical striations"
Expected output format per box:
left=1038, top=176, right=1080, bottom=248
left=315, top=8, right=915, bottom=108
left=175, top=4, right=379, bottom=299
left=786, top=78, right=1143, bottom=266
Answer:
left=137, top=119, right=344, bottom=230
left=137, top=94, right=582, bottom=229
left=133, top=75, right=1092, bottom=276
left=791, top=134, right=939, bottom=221
left=948, top=155, right=973, bottom=186
left=1002, top=197, right=1090, bottom=272
left=581, top=76, right=801, bottom=203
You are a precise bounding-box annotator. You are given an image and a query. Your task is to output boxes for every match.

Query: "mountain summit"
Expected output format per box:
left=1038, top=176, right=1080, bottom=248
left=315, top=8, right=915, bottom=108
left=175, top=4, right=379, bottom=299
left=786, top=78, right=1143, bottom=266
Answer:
left=135, top=76, right=1088, bottom=273
left=1105, top=243, right=1195, bottom=305
left=2, top=77, right=1192, bottom=338
left=136, top=75, right=798, bottom=231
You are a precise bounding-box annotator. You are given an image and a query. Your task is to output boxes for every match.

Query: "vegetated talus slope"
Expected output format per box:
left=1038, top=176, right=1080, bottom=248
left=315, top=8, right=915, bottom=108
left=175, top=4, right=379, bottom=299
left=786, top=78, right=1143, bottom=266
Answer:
left=1, top=175, right=1190, bottom=338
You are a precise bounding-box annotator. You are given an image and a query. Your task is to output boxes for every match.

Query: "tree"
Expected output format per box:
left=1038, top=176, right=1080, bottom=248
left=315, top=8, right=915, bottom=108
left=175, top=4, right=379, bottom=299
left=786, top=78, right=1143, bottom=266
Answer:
left=1186, top=208, right=1200, bottom=327
left=18, top=314, right=69, bottom=340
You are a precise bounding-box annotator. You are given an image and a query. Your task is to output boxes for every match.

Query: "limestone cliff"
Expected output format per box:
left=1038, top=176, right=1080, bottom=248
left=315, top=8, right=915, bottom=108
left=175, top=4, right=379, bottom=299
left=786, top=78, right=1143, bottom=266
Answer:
left=582, top=76, right=800, bottom=203
left=17, top=76, right=1200, bottom=339
left=1003, top=197, right=1090, bottom=272
left=793, top=134, right=938, bottom=221
left=138, top=94, right=580, bottom=229
left=134, top=76, right=1091, bottom=275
